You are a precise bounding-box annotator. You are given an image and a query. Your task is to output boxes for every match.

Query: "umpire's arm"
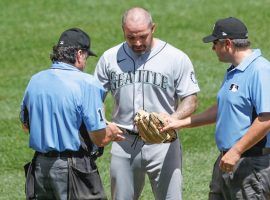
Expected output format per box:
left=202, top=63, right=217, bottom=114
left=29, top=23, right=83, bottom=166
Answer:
left=89, top=123, right=125, bottom=147
left=220, top=112, right=270, bottom=172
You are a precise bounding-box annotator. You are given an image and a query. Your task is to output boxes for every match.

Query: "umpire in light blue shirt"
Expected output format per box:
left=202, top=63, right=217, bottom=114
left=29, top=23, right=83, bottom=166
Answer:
left=20, top=28, right=125, bottom=200
left=161, top=17, right=270, bottom=199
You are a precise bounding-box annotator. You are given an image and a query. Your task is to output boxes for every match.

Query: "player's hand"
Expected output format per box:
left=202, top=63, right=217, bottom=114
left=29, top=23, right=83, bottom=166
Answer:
left=160, top=115, right=190, bottom=132
left=219, top=147, right=241, bottom=173
left=157, top=113, right=170, bottom=123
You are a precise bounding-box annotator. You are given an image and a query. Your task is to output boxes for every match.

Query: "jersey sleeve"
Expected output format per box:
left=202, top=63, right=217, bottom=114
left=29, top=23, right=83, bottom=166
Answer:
left=94, top=55, right=111, bottom=93
left=82, top=81, right=106, bottom=132
left=174, top=53, right=200, bottom=99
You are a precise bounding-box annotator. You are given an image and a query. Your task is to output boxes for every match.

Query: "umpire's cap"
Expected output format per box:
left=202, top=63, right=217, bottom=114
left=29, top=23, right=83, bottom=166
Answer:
left=57, top=28, right=97, bottom=56
left=203, top=17, right=248, bottom=43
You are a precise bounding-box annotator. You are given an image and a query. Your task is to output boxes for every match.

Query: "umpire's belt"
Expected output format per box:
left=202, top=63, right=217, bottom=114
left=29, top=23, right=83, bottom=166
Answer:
left=36, top=150, right=83, bottom=158
left=124, top=129, right=139, bottom=136
left=221, top=147, right=270, bottom=157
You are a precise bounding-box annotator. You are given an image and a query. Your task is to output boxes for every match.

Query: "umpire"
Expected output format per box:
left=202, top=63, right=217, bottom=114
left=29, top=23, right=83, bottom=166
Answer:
left=203, top=18, right=270, bottom=199
left=20, top=28, right=124, bottom=200
left=162, top=17, right=270, bottom=199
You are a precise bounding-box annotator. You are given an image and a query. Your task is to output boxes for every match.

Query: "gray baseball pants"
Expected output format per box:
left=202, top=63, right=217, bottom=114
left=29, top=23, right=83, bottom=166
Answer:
left=110, top=137, right=182, bottom=200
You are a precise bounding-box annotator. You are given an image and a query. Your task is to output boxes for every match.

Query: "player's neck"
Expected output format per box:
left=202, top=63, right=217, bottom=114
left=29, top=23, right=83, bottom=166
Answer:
left=151, top=38, right=158, bottom=49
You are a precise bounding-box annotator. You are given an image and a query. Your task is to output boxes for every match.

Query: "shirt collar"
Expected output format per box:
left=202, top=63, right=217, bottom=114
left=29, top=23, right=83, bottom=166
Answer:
left=50, top=62, right=81, bottom=72
left=235, top=49, right=262, bottom=71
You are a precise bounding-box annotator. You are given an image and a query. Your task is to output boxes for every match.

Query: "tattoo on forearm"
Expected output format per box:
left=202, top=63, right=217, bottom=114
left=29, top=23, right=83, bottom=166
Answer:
left=172, top=95, right=198, bottom=119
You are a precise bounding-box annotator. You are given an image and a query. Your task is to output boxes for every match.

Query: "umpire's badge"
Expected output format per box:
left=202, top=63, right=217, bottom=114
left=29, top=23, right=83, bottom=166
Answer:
left=190, top=71, right=198, bottom=84
left=229, top=83, right=239, bottom=92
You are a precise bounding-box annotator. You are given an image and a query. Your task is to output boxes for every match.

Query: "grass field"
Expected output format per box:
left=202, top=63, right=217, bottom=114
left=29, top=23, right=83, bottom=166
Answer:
left=1, top=0, right=270, bottom=199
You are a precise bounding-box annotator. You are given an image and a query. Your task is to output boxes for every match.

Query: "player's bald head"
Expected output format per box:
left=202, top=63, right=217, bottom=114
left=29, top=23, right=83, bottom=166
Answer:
left=122, top=7, right=153, bottom=29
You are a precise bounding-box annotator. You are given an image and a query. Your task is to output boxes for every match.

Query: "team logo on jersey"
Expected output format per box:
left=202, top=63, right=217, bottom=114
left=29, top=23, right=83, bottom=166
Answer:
left=229, top=84, right=239, bottom=92
left=190, top=71, right=198, bottom=84
left=109, top=70, right=168, bottom=90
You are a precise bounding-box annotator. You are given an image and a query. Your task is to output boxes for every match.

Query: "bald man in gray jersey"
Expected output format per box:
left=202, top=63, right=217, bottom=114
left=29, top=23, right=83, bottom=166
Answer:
left=94, top=7, right=200, bottom=200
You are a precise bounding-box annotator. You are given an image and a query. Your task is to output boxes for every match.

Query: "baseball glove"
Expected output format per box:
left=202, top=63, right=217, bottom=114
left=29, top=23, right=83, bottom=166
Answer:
left=134, top=110, right=177, bottom=143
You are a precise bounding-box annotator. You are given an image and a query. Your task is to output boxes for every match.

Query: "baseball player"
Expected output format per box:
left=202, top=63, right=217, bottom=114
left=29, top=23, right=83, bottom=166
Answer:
left=94, top=7, right=200, bottom=200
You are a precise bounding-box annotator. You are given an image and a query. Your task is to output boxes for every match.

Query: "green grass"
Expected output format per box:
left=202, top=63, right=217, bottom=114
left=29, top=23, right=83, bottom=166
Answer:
left=1, top=0, right=270, bottom=199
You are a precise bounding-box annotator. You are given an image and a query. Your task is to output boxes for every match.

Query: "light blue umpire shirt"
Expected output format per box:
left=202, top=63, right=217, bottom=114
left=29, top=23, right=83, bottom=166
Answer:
left=20, top=62, right=106, bottom=153
left=216, top=49, right=270, bottom=151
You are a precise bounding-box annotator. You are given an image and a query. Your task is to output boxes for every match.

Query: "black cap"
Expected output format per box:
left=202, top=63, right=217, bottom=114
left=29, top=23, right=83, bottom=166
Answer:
left=203, top=17, right=248, bottom=43
left=57, top=28, right=97, bottom=56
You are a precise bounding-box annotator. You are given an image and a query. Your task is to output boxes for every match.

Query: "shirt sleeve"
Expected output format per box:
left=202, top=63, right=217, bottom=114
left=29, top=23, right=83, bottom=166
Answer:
left=94, top=55, right=111, bottom=93
left=174, top=53, right=200, bottom=99
left=251, top=63, right=270, bottom=114
left=82, top=81, right=106, bottom=132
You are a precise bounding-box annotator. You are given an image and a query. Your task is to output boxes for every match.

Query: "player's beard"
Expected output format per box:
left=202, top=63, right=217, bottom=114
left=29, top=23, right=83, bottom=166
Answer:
left=131, top=44, right=152, bottom=56
left=132, top=46, right=146, bottom=55
left=129, top=38, right=154, bottom=55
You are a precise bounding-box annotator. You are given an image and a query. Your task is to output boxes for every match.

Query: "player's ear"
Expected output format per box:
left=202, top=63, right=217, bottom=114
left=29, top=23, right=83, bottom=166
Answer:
left=151, top=23, right=156, bottom=34
left=122, top=26, right=127, bottom=38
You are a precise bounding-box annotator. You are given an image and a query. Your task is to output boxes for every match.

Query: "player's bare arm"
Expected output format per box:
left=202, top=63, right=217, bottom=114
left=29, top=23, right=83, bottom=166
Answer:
left=171, top=94, right=198, bottom=120
left=219, top=112, right=270, bottom=172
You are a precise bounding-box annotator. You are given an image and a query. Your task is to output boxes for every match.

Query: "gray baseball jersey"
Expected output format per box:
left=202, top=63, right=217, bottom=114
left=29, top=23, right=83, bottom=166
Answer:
left=95, top=39, right=200, bottom=199
left=95, top=39, right=200, bottom=131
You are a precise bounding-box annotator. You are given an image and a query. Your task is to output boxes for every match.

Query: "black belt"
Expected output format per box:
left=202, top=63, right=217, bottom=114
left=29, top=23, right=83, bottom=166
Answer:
left=124, top=129, right=139, bottom=136
left=221, top=147, right=270, bottom=157
left=36, top=150, right=83, bottom=158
